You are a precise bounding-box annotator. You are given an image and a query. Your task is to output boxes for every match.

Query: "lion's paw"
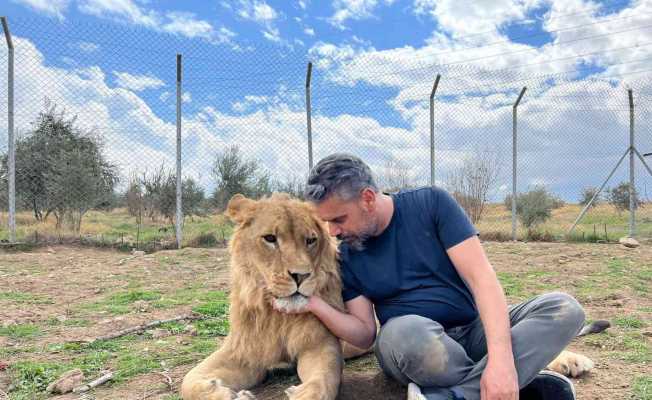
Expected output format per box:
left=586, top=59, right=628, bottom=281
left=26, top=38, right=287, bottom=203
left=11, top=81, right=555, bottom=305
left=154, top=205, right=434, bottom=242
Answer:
left=186, top=378, right=240, bottom=400
left=547, top=350, right=594, bottom=377
left=235, top=390, right=257, bottom=399
left=284, top=382, right=324, bottom=400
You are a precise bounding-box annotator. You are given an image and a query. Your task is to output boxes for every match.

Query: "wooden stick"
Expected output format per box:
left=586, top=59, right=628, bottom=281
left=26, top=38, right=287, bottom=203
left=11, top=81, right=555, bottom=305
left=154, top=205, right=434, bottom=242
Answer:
left=84, top=313, right=205, bottom=343
left=73, top=372, right=114, bottom=393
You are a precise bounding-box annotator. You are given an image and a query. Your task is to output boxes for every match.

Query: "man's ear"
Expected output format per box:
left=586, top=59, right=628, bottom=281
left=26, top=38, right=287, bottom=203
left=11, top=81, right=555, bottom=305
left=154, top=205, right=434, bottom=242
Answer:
left=225, top=194, right=256, bottom=224
left=359, top=187, right=376, bottom=212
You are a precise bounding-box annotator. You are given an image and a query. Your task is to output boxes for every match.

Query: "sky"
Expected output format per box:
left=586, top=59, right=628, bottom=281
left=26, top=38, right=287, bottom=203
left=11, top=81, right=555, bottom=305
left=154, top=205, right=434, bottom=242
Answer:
left=1, top=0, right=652, bottom=202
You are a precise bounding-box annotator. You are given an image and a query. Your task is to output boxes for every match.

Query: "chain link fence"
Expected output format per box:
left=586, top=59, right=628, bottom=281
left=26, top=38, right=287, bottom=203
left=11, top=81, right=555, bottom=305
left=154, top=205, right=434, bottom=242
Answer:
left=1, top=16, right=651, bottom=250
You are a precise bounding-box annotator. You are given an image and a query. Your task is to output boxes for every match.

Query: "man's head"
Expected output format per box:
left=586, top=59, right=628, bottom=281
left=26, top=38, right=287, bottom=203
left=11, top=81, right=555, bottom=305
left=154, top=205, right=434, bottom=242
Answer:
left=304, top=153, right=381, bottom=249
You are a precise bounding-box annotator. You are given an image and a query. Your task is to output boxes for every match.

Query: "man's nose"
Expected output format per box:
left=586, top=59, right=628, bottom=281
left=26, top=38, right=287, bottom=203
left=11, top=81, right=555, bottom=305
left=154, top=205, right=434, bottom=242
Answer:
left=328, top=223, right=341, bottom=237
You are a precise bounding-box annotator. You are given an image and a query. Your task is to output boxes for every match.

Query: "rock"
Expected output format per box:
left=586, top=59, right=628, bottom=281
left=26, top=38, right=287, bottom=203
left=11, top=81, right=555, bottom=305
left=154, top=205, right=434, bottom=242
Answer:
left=131, top=249, right=146, bottom=257
left=46, top=369, right=84, bottom=394
left=56, top=315, right=67, bottom=323
left=147, top=329, right=169, bottom=339
left=619, top=237, right=639, bottom=248
left=184, top=324, right=198, bottom=336
left=132, top=300, right=150, bottom=313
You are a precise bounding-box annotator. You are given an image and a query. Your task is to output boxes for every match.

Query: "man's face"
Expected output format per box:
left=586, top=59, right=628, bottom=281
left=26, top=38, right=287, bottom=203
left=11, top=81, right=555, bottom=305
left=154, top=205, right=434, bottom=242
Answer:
left=314, top=190, right=379, bottom=250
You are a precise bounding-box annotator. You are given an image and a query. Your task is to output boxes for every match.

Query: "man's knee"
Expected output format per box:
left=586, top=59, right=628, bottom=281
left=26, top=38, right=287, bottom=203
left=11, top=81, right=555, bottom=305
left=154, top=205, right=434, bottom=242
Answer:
left=376, top=315, right=462, bottom=387
left=540, top=292, right=585, bottom=334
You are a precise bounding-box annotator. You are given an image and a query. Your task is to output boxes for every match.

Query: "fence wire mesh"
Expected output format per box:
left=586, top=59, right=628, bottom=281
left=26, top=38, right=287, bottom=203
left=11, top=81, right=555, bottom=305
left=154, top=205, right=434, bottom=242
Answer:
left=1, top=16, right=651, bottom=249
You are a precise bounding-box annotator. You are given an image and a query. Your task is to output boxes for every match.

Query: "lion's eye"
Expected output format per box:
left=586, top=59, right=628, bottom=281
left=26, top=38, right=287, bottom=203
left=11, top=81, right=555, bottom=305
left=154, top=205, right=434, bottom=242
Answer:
left=263, top=234, right=277, bottom=243
left=306, top=237, right=317, bottom=246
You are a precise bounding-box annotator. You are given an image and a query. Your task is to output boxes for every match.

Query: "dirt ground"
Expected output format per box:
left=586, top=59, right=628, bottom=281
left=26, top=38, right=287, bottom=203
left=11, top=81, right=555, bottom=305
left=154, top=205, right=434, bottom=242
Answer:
left=0, top=241, right=650, bottom=400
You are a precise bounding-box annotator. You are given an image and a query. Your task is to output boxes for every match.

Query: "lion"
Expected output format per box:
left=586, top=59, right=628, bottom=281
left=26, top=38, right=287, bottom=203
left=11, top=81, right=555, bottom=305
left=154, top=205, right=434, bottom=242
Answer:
left=181, top=193, right=353, bottom=400
left=181, top=193, right=598, bottom=400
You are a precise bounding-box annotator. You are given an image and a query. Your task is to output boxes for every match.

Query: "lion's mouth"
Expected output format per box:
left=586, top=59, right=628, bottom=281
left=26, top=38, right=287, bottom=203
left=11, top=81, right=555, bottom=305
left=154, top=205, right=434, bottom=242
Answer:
left=273, top=293, right=308, bottom=312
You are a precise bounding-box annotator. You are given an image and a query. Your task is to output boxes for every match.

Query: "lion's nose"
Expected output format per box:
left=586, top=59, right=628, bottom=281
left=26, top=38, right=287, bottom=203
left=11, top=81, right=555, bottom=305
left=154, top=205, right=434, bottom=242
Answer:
left=290, top=272, right=311, bottom=285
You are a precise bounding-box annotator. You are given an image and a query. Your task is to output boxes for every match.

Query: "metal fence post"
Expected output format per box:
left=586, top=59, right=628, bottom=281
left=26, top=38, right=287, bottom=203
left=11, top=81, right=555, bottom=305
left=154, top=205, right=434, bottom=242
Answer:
left=1, top=17, right=15, bottom=243
left=429, top=74, right=441, bottom=186
left=512, top=87, right=527, bottom=241
left=306, top=62, right=313, bottom=173
left=176, top=54, right=183, bottom=249
left=628, top=89, right=635, bottom=237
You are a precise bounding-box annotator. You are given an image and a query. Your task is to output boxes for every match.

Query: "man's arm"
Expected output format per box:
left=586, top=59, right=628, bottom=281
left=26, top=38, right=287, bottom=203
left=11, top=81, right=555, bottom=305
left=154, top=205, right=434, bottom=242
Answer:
left=447, top=235, right=519, bottom=399
left=307, top=295, right=376, bottom=349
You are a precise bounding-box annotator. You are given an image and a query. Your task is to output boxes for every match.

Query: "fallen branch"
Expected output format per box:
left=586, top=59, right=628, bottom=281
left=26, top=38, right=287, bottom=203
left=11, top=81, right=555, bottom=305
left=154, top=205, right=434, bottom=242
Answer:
left=73, top=372, right=114, bottom=393
left=82, top=313, right=205, bottom=343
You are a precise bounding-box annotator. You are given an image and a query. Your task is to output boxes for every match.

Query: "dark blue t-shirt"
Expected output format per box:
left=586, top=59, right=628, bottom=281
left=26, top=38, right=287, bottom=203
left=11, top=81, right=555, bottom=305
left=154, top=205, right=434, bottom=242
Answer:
left=339, top=186, right=479, bottom=329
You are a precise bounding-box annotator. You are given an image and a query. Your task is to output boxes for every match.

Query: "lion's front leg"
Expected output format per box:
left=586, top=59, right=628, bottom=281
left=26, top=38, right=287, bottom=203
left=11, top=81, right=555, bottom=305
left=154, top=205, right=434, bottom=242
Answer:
left=181, top=347, right=266, bottom=400
left=285, top=337, right=342, bottom=400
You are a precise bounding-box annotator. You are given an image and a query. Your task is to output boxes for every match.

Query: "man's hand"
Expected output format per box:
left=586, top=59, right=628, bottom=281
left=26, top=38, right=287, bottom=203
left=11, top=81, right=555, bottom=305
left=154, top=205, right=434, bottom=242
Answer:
left=480, top=358, right=519, bottom=400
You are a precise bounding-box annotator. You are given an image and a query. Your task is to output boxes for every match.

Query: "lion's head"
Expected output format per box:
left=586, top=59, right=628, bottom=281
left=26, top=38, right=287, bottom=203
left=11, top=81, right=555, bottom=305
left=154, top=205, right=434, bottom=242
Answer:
left=225, top=193, right=341, bottom=311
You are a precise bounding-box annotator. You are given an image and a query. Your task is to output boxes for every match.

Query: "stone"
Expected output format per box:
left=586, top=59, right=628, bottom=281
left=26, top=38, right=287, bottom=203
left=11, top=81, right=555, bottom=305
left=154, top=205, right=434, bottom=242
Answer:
left=46, top=369, right=84, bottom=394
left=619, top=237, right=639, bottom=248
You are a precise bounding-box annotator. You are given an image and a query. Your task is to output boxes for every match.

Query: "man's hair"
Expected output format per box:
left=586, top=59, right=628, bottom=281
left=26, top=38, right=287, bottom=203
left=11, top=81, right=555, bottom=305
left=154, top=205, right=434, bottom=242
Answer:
left=304, top=153, right=378, bottom=203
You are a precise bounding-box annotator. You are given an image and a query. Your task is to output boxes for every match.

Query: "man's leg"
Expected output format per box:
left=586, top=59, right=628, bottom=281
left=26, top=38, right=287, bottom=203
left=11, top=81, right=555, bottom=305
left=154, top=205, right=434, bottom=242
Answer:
left=449, top=292, right=585, bottom=399
left=375, top=314, right=473, bottom=399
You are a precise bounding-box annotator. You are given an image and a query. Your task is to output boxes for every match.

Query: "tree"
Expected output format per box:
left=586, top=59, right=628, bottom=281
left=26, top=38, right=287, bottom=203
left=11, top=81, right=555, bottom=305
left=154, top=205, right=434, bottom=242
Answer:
left=211, top=145, right=270, bottom=210
left=0, top=104, right=118, bottom=231
left=608, top=182, right=640, bottom=215
left=579, top=186, right=601, bottom=208
left=379, top=159, right=415, bottom=193
left=446, top=149, right=501, bottom=224
left=515, top=187, right=554, bottom=230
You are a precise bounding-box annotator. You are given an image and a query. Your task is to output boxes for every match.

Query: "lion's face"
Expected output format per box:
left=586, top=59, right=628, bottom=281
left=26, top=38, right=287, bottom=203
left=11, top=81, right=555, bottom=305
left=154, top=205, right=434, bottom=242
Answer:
left=226, top=193, right=336, bottom=302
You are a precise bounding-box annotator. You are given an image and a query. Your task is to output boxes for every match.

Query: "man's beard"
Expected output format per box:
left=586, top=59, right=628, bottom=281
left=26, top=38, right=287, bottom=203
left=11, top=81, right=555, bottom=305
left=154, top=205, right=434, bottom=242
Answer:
left=338, top=215, right=379, bottom=251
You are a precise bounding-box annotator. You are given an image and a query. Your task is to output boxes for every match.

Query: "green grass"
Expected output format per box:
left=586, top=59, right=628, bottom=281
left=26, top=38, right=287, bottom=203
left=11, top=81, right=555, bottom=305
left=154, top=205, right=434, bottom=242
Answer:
left=497, top=270, right=559, bottom=300
left=634, top=376, right=652, bottom=400
left=584, top=331, right=651, bottom=364
left=80, top=289, right=162, bottom=315
left=0, top=324, right=42, bottom=340
left=190, top=291, right=230, bottom=337
left=0, top=208, right=234, bottom=248
left=614, top=315, right=646, bottom=329
left=0, top=291, right=53, bottom=304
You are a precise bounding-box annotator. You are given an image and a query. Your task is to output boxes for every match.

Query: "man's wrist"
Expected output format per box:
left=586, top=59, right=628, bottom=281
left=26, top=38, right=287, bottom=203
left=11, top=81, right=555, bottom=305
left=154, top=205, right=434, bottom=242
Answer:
left=306, top=295, right=320, bottom=312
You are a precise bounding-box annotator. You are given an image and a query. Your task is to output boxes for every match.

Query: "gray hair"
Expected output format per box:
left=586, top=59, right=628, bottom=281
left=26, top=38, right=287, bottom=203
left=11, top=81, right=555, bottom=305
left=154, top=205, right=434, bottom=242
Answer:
left=304, top=153, right=378, bottom=203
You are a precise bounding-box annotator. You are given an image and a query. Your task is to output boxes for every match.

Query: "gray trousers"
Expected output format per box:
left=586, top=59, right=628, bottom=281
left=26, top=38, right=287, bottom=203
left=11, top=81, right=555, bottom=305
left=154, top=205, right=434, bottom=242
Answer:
left=374, top=292, right=585, bottom=400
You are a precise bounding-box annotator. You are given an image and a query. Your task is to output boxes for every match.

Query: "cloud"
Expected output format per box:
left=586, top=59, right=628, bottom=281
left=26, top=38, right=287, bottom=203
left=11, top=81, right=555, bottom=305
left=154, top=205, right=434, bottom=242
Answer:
left=76, top=0, right=239, bottom=47
left=304, top=27, right=315, bottom=36
left=113, top=71, right=165, bottom=91
left=76, top=41, right=100, bottom=53
left=234, top=0, right=285, bottom=43
left=11, top=0, right=70, bottom=20
left=328, top=0, right=395, bottom=29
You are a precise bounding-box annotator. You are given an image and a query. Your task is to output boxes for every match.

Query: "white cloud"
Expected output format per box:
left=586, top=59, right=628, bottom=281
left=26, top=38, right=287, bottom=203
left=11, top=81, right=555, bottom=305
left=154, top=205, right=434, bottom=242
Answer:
left=304, top=27, right=315, bottom=36
left=113, top=71, right=165, bottom=91
left=77, top=41, right=100, bottom=53
left=298, top=0, right=308, bottom=10
left=159, top=91, right=171, bottom=102
left=182, top=92, right=192, bottom=103
left=78, top=0, right=159, bottom=27
left=328, top=0, right=395, bottom=29
left=11, top=0, right=70, bottom=20
left=76, top=0, right=239, bottom=47
left=235, top=0, right=285, bottom=43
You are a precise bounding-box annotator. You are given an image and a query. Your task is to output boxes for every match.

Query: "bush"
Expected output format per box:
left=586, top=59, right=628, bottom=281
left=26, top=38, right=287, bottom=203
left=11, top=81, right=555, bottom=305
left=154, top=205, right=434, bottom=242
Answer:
left=579, top=186, right=601, bottom=208
left=608, top=182, right=641, bottom=214
left=515, top=187, right=555, bottom=230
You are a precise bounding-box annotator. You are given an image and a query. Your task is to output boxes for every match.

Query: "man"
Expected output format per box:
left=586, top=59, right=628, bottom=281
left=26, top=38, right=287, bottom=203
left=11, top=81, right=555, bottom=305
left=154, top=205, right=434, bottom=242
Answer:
left=277, top=153, right=585, bottom=400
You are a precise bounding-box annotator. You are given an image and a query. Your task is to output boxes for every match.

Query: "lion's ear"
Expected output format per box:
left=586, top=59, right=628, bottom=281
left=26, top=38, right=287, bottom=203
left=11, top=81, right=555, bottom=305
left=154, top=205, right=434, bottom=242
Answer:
left=225, top=194, right=256, bottom=224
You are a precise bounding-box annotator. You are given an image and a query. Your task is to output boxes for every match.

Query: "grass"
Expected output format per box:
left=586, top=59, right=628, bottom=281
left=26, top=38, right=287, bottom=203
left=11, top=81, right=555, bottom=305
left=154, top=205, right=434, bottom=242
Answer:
left=1, top=203, right=650, bottom=247
left=584, top=331, right=651, bottom=364
left=80, top=289, right=162, bottom=315
left=0, top=324, right=42, bottom=340
left=0, top=291, right=53, bottom=304
left=497, top=270, right=558, bottom=300
left=476, top=203, right=652, bottom=241
left=634, top=376, right=652, bottom=400
left=0, top=208, right=234, bottom=248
